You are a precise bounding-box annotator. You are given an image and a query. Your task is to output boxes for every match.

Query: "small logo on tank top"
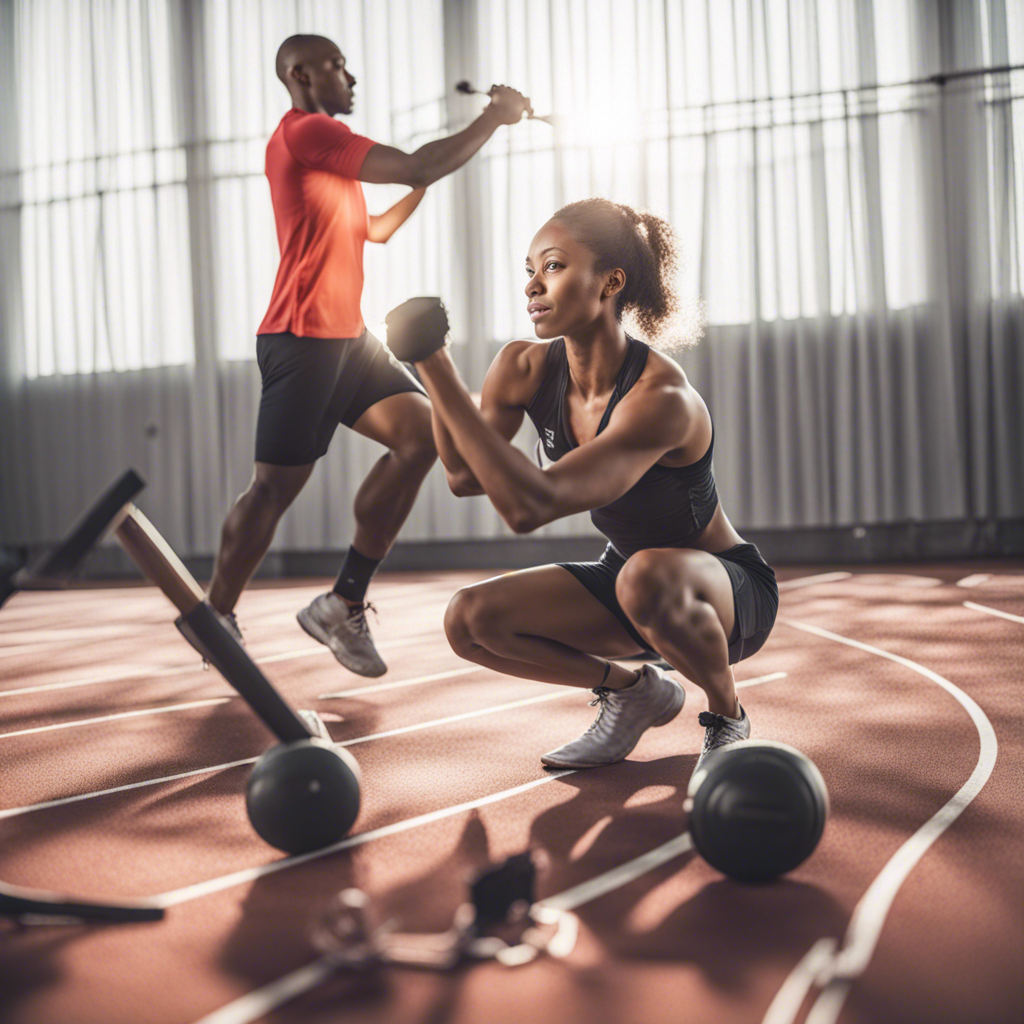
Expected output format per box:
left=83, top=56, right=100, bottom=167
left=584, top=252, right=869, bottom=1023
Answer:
left=544, top=428, right=555, bottom=448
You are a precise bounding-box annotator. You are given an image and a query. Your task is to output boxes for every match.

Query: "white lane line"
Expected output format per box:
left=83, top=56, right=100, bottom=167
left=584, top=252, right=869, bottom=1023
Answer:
left=0, top=698, right=233, bottom=740
left=191, top=831, right=696, bottom=1024
left=539, top=832, right=694, bottom=912
left=737, top=671, right=787, bottom=689
left=956, top=573, right=990, bottom=588
left=0, top=568, right=833, bottom=699
left=0, top=692, right=574, bottom=819
left=777, top=572, right=852, bottom=591
left=319, top=665, right=480, bottom=699
left=0, top=664, right=195, bottom=700
left=153, top=770, right=578, bottom=908
left=184, top=666, right=795, bottom=1024
left=763, top=618, right=998, bottom=1024
left=0, top=633, right=436, bottom=701
left=761, top=939, right=839, bottom=1024
left=327, top=667, right=786, bottom=703
left=0, top=759, right=260, bottom=821
left=963, top=600, right=1024, bottom=625
left=186, top=668, right=803, bottom=1024
left=193, top=958, right=341, bottom=1024
left=258, top=632, right=432, bottom=667
left=340, top=692, right=571, bottom=748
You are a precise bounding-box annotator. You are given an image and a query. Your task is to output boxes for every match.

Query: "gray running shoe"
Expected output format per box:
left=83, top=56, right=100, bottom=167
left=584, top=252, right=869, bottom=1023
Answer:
left=540, top=664, right=686, bottom=769
left=297, top=593, right=387, bottom=677
left=693, top=705, right=751, bottom=773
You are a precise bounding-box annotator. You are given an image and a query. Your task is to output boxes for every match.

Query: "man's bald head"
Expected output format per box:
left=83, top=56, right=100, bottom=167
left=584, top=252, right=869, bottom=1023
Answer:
left=275, top=34, right=356, bottom=116
left=275, top=34, right=336, bottom=84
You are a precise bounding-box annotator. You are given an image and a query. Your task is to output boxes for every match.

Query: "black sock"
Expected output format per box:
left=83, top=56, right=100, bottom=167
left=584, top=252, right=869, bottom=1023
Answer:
left=332, top=546, right=381, bottom=603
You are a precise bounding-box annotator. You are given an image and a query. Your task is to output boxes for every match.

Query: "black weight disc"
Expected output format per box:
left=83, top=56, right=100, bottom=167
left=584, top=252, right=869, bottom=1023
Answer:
left=686, top=740, right=828, bottom=882
left=246, top=739, right=361, bottom=855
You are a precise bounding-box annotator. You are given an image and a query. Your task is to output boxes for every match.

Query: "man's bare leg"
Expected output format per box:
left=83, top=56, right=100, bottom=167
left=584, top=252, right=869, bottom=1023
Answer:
left=208, top=461, right=314, bottom=615
left=347, top=391, right=437, bottom=562
left=297, top=392, right=436, bottom=676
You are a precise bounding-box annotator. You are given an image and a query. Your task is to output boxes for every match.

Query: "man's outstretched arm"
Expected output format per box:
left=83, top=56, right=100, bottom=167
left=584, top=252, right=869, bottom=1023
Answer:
left=358, top=86, right=531, bottom=188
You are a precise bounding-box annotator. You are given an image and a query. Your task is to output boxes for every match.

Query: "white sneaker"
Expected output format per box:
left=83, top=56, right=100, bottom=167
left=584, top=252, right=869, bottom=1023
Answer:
left=540, top=664, right=686, bottom=769
left=693, top=705, right=751, bottom=773
left=297, top=593, right=387, bottom=677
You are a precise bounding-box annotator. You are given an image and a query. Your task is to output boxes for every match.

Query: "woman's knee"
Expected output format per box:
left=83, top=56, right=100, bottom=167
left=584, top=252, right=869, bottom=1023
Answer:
left=617, top=551, right=726, bottom=647
left=444, top=586, right=506, bottom=654
left=616, top=550, right=680, bottom=627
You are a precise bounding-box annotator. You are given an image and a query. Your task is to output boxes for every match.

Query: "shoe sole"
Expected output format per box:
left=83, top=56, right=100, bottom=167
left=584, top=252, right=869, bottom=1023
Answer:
left=539, top=680, right=687, bottom=769
left=296, top=607, right=387, bottom=678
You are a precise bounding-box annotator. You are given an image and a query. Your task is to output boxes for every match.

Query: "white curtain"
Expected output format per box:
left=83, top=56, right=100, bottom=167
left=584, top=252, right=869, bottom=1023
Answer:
left=1, top=0, right=1022, bottom=561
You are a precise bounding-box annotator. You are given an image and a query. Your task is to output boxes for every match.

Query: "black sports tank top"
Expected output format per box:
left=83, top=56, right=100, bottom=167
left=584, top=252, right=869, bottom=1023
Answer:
left=524, top=337, right=718, bottom=558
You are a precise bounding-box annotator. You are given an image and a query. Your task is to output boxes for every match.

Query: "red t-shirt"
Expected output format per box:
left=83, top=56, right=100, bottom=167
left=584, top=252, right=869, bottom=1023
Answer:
left=257, top=109, right=378, bottom=339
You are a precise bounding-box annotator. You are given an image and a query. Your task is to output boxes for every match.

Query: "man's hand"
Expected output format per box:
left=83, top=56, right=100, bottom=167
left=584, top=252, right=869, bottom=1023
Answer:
left=486, top=85, right=533, bottom=125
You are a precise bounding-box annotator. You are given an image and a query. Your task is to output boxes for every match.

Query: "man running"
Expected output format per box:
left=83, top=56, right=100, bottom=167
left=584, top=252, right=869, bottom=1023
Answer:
left=207, top=34, right=532, bottom=676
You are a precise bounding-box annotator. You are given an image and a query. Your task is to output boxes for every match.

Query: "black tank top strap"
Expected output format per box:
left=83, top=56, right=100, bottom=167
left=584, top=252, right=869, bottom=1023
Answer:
left=595, top=337, right=650, bottom=435
left=525, top=338, right=574, bottom=459
left=525, top=338, right=566, bottom=422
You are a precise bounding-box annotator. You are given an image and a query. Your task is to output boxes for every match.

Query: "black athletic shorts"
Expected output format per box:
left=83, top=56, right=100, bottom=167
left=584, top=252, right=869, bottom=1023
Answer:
left=254, top=330, right=425, bottom=466
left=558, top=542, right=779, bottom=665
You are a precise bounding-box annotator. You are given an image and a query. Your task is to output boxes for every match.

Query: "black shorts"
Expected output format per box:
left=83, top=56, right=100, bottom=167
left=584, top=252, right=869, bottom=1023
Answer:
left=558, top=542, right=779, bottom=665
left=254, top=330, right=425, bottom=466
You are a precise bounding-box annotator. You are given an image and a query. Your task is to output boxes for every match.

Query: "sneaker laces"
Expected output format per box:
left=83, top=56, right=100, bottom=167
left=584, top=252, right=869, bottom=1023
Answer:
left=698, top=711, right=726, bottom=731
left=345, top=601, right=377, bottom=634
left=576, top=686, right=613, bottom=738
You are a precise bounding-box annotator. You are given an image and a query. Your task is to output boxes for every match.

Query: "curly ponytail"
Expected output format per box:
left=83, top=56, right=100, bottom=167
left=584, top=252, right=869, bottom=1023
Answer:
left=551, top=198, right=703, bottom=349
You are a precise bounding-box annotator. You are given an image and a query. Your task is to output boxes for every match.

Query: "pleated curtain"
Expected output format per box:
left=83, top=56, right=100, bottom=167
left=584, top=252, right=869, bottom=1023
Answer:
left=1, top=0, right=1021, bottom=560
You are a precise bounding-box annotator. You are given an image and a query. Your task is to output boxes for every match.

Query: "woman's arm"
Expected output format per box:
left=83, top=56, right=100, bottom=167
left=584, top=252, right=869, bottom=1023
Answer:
left=416, top=347, right=688, bottom=533
left=433, top=342, right=533, bottom=496
left=367, top=187, right=426, bottom=243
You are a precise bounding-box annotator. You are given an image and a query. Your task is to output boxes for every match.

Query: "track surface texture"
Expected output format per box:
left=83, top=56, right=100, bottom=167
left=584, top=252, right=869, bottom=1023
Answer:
left=0, top=562, right=1021, bottom=1024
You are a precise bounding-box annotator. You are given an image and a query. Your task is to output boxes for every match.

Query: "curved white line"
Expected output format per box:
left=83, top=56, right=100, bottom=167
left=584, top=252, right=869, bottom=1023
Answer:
left=761, top=939, right=838, bottom=1024
left=963, top=601, right=1024, bottom=625
left=185, top=667, right=799, bottom=1024
left=762, top=618, right=998, bottom=1024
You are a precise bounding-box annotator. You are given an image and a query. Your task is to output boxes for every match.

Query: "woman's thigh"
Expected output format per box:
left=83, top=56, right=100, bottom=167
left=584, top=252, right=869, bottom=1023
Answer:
left=450, top=564, right=646, bottom=659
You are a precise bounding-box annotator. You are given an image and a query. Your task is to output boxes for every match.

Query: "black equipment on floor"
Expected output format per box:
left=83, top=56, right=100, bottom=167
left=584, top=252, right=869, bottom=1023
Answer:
left=685, top=739, right=829, bottom=882
left=312, top=851, right=577, bottom=970
left=1, top=469, right=363, bottom=867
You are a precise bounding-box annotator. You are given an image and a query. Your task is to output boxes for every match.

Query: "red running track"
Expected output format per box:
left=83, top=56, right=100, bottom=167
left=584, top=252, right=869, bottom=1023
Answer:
left=0, top=562, right=1021, bottom=1024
